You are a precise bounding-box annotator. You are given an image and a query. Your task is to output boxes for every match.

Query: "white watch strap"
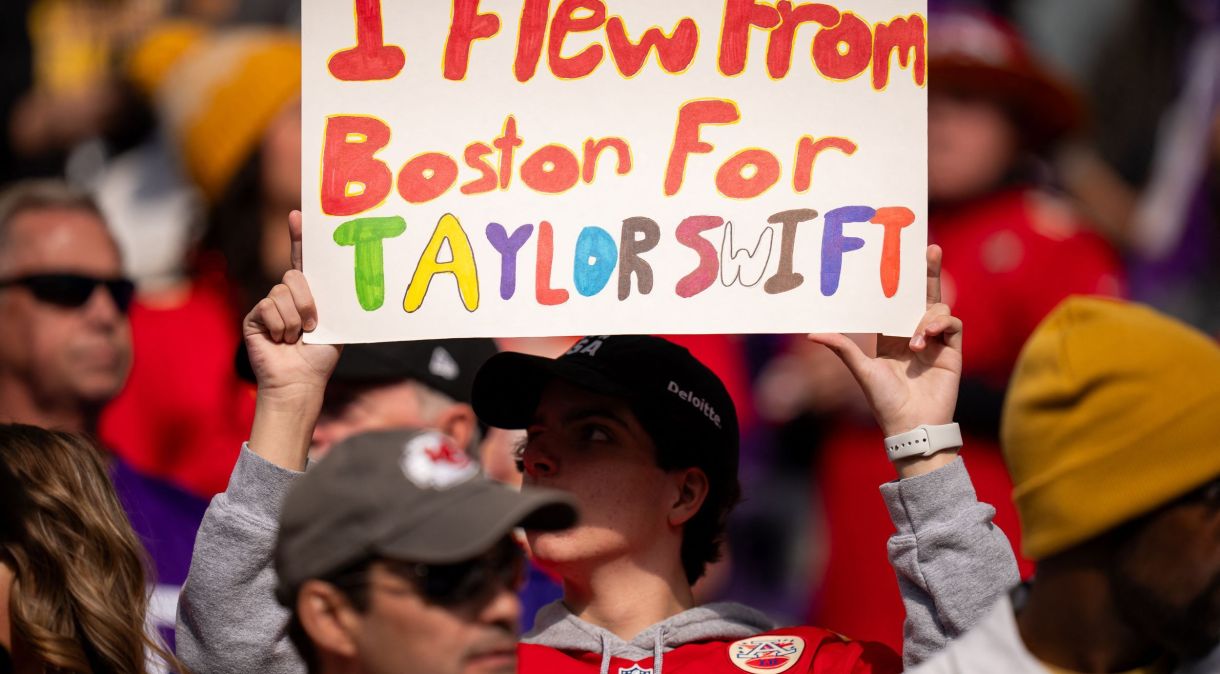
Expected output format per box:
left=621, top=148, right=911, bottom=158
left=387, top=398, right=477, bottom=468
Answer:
left=884, top=423, right=963, bottom=461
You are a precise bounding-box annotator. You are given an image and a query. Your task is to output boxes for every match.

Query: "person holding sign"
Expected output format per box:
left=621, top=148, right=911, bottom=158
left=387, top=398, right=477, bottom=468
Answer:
left=471, top=246, right=1015, bottom=672
left=179, top=207, right=1018, bottom=672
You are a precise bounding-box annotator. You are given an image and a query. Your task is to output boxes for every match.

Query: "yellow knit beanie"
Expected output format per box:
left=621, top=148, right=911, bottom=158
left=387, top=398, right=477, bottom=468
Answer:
left=1002, top=296, right=1220, bottom=560
left=127, top=23, right=300, bottom=203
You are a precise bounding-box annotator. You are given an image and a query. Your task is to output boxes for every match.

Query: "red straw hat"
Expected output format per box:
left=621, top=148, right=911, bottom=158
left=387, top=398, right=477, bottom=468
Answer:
left=929, top=11, right=1084, bottom=148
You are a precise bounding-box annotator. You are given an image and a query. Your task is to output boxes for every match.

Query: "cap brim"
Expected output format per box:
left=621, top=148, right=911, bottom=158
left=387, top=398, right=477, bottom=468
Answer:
left=377, top=482, right=577, bottom=564
left=472, top=352, right=628, bottom=430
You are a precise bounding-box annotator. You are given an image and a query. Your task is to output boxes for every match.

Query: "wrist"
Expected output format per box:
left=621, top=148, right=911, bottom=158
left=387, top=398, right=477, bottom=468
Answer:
left=894, top=450, right=959, bottom=479
left=884, top=423, right=962, bottom=479
left=250, top=388, right=325, bottom=472
left=256, top=383, right=326, bottom=410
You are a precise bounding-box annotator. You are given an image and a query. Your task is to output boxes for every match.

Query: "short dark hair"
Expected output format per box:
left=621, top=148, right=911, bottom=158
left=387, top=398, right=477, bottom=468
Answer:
left=633, top=404, right=742, bottom=586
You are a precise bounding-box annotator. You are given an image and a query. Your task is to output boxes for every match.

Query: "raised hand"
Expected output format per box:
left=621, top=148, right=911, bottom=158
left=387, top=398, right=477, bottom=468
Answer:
left=243, top=211, right=341, bottom=396
left=244, top=211, right=341, bottom=469
left=808, top=245, right=962, bottom=476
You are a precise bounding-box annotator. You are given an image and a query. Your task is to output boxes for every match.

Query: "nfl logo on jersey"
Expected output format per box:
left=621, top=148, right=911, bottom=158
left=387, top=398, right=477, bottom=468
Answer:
left=619, top=666, right=653, bottom=674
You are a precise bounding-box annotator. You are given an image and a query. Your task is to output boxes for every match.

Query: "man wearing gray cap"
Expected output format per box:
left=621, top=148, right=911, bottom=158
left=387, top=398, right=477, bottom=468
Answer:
left=177, top=213, right=576, bottom=674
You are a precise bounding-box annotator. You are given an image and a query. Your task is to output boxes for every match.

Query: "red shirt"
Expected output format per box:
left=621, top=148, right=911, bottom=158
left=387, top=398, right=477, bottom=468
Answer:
left=933, top=188, right=1124, bottom=386
left=100, top=279, right=256, bottom=498
left=519, top=627, right=901, bottom=673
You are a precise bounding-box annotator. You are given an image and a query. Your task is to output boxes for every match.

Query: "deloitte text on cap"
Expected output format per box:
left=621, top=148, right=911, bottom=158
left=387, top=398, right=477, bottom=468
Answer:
left=471, top=334, right=739, bottom=480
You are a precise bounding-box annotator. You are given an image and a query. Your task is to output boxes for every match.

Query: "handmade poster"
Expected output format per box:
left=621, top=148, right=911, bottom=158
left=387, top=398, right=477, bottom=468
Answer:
left=302, top=0, right=928, bottom=342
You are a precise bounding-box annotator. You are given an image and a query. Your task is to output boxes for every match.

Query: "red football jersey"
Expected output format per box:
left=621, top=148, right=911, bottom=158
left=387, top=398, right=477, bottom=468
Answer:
left=519, top=627, right=901, bottom=674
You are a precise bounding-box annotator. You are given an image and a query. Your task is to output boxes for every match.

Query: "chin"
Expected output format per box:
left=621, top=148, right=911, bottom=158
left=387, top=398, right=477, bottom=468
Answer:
left=74, top=375, right=127, bottom=404
left=525, top=526, right=630, bottom=579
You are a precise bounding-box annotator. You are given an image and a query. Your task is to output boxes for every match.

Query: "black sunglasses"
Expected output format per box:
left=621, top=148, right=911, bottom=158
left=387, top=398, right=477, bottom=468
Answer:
left=0, top=273, right=135, bottom=314
left=336, top=538, right=526, bottom=607
left=389, top=538, right=527, bottom=607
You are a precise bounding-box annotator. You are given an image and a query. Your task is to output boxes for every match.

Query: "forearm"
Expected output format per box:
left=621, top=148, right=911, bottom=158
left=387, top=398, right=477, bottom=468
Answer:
left=883, top=458, right=1019, bottom=666
left=248, top=388, right=324, bottom=472
left=178, top=446, right=307, bottom=674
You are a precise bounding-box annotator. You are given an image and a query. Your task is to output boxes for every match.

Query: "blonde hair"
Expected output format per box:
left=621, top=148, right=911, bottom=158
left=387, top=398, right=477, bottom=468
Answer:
left=0, top=423, right=187, bottom=673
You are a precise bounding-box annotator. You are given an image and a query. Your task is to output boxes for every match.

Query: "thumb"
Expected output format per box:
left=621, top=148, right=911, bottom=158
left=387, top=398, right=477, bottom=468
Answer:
left=289, top=210, right=303, bottom=272
left=807, top=332, right=872, bottom=381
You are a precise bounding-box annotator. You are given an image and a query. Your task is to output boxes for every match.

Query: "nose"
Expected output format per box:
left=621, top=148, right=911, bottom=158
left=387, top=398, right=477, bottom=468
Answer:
left=520, top=441, right=557, bottom=479
left=478, top=581, right=522, bottom=632
left=82, top=283, right=124, bottom=326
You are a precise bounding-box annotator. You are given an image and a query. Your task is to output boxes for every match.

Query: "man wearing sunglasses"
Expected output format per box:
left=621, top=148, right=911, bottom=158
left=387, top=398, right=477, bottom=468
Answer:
left=0, top=179, right=208, bottom=645
left=267, top=429, right=575, bottom=674
left=0, top=180, right=134, bottom=429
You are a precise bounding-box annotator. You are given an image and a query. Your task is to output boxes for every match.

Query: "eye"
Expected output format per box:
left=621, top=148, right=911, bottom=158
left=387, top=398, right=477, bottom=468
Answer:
left=512, top=438, right=527, bottom=474
left=581, top=424, right=612, bottom=443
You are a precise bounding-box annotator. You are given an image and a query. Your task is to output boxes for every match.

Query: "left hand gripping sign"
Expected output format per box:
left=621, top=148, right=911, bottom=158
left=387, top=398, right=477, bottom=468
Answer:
left=302, top=0, right=928, bottom=343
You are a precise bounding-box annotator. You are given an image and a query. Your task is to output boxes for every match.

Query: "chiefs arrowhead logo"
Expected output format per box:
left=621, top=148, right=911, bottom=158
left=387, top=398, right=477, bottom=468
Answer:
left=399, top=432, right=477, bottom=489
left=728, top=636, right=805, bottom=674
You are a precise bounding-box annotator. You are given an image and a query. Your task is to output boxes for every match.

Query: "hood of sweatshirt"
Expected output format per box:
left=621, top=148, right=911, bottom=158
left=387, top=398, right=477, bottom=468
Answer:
left=522, top=600, right=776, bottom=674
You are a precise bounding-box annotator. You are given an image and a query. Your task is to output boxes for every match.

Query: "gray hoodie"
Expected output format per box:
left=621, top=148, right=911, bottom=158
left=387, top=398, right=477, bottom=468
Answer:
left=176, top=448, right=1018, bottom=673
left=523, top=600, right=776, bottom=674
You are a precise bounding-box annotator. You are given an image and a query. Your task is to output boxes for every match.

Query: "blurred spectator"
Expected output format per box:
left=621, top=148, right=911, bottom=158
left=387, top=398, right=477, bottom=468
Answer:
left=0, top=422, right=188, bottom=673
left=4, top=0, right=164, bottom=182
left=0, top=0, right=36, bottom=184
left=170, top=0, right=299, bottom=26
left=756, top=10, right=1125, bottom=651
left=1059, top=0, right=1220, bottom=334
left=99, top=23, right=301, bottom=498
left=915, top=297, right=1220, bottom=673
left=281, top=340, right=497, bottom=461
left=0, top=179, right=206, bottom=645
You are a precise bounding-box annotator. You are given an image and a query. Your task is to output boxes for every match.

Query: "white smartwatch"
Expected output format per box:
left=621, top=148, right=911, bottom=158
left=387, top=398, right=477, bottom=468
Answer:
left=884, top=423, right=962, bottom=461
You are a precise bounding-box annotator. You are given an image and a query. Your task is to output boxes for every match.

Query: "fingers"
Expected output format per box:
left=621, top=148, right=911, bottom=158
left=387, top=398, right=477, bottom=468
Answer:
left=243, top=269, right=318, bottom=346
left=268, top=283, right=303, bottom=343
left=923, top=313, right=963, bottom=352
left=909, top=303, right=962, bottom=352
left=807, top=332, right=871, bottom=381
left=250, top=297, right=286, bottom=343
left=926, top=244, right=943, bottom=307
left=289, top=210, right=303, bottom=272
left=282, top=270, right=317, bottom=332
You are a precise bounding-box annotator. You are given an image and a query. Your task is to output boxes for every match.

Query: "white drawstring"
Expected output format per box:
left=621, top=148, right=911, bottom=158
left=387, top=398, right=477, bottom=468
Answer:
left=598, top=631, right=612, bottom=674
left=653, top=626, right=666, bottom=674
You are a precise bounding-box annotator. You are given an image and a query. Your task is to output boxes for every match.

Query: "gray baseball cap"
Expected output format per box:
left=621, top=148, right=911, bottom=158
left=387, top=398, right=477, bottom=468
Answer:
left=273, top=428, right=577, bottom=605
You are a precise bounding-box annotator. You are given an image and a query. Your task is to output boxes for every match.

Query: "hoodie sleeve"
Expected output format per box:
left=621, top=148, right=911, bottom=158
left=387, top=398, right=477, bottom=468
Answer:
left=176, top=445, right=307, bottom=674
left=880, top=457, right=1019, bottom=668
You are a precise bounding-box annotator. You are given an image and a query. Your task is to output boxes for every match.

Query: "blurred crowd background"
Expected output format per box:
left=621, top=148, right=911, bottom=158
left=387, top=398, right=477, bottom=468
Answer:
left=1, top=0, right=1217, bottom=656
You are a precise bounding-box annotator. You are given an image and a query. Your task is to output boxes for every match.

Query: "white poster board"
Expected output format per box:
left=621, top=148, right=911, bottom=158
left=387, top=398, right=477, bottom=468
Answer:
left=302, top=0, right=927, bottom=342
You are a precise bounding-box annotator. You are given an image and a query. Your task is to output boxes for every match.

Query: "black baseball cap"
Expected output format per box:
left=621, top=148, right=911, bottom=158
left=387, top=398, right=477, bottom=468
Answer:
left=471, top=335, right=740, bottom=478
left=273, top=428, right=577, bottom=605
left=238, top=338, right=497, bottom=403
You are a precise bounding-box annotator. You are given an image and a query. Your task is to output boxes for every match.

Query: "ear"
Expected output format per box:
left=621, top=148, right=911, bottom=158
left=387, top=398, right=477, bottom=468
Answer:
left=667, top=467, right=709, bottom=528
left=435, top=402, right=478, bottom=452
left=296, top=580, right=361, bottom=659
